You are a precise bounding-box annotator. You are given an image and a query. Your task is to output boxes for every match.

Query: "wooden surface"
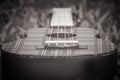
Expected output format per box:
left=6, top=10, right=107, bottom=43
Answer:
left=2, top=27, right=115, bottom=56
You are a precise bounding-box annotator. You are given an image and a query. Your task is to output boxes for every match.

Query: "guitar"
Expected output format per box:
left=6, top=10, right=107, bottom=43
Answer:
left=2, top=8, right=115, bottom=56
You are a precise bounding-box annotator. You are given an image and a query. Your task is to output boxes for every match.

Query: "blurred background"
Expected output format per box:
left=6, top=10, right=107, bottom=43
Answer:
left=0, top=0, right=120, bottom=79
